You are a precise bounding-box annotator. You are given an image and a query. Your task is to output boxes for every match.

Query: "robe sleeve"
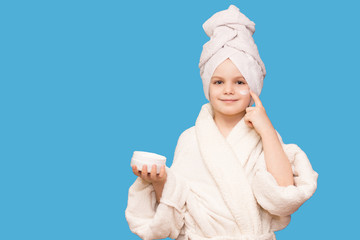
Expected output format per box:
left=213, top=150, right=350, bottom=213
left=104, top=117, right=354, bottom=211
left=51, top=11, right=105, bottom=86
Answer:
left=251, top=131, right=319, bottom=217
left=125, top=133, right=191, bottom=240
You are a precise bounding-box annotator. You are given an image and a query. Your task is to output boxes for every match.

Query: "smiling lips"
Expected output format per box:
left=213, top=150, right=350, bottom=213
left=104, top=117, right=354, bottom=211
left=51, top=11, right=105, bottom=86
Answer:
left=221, top=99, right=238, bottom=103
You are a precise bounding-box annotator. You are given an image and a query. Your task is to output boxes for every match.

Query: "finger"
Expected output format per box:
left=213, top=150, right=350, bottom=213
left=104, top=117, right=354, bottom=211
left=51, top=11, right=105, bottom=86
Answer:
left=150, top=164, right=157, bottom=179
left=159, top=165, right=165, bottom=178
left=244, top=115, right=253, bottom=128
left=245, top=111, right=253, bottom=118
left=142, top=165, right=148, bottom=178
left=132, top=165, right=138, bottom=176
left=246, top=107, right=255, bottom=112
left=245, top=119, right=253, bottom=128
left=249, top=89, right=263, bottom=108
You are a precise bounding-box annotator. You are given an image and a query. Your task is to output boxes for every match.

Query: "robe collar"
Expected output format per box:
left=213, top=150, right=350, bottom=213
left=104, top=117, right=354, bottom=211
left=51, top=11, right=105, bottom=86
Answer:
left=195, top=102, right=262, bottom=234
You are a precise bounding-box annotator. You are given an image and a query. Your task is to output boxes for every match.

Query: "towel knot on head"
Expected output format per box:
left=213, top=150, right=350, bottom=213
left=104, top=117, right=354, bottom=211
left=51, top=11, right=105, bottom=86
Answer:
left=199, top=4, right=266, bottom=106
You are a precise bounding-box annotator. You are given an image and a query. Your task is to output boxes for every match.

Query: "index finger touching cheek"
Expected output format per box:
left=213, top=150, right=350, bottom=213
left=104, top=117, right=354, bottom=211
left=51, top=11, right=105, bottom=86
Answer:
left=250, top=89, right=263, bottom=107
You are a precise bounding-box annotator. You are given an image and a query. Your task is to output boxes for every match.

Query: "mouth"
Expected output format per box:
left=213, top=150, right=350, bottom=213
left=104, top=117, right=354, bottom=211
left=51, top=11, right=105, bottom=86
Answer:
left=220, top=99, right=238, bottom=103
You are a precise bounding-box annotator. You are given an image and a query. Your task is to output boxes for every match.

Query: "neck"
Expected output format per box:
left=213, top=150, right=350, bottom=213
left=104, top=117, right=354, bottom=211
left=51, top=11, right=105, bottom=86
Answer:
left=212, top=110, right=245, bottom=138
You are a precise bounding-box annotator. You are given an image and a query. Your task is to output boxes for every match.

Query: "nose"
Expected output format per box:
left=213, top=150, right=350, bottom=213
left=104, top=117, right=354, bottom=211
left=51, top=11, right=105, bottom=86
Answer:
left=224, top=82, right=234, bottom=94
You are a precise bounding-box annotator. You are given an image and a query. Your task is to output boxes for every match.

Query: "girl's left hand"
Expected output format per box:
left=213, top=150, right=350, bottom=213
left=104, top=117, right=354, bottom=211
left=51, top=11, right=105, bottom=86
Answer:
left=244, top=89, right=274, bottom=136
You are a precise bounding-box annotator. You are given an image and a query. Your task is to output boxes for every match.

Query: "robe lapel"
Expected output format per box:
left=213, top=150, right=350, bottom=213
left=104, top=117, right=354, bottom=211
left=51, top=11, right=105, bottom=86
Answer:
left=226, top=112, right=263, bottom=176
left=195, top=103, right=262, bottom=234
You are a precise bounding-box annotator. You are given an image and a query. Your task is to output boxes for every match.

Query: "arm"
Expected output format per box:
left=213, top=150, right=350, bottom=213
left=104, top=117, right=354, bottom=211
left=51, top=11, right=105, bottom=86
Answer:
left=153, top=181, right=165, bottom=204
left=125, top=131, right=190, bottom=240
left=246, top=90, right=294, bottom=186
left=125, top=166, right=189, bottom=240
left=251, top=134, right=319, bottom=217
left=131, top=164, right=167, bottom=204
left=245, top=91, right=318, bottom=217
left=260, top=125, right=294, bottom=186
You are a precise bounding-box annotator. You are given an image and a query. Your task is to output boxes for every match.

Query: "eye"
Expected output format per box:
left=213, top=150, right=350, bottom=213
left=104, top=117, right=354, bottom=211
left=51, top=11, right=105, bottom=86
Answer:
left=214, top=80, right=223, bottom=84
left=236, top=80, right=245, bottom=84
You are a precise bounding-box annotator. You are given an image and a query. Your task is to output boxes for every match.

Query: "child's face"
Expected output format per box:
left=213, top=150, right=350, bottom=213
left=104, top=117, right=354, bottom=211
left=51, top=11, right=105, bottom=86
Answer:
left=209, top=58, right=251, bottom=118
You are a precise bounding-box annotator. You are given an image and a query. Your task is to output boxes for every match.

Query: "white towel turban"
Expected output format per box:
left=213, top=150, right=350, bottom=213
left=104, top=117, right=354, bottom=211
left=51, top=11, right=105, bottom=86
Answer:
left=199, top=5, right=266, bottom=107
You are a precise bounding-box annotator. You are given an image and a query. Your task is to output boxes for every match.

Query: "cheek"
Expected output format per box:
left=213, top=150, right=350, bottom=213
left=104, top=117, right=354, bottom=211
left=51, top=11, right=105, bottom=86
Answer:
left=209, top=87, right=215, bottom=98
left=238, top=89, right=250, bottom=96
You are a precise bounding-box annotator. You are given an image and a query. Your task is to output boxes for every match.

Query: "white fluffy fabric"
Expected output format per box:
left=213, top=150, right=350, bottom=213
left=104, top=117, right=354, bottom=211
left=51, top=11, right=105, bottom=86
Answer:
left=199, top=4, right=266, bottom=106
left=125, top=103, right=318, bottom=240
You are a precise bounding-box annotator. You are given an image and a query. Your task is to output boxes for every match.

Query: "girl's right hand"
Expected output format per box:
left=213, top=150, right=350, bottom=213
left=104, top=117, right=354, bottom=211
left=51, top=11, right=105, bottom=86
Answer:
left=131, top=164, right=167, bottom=185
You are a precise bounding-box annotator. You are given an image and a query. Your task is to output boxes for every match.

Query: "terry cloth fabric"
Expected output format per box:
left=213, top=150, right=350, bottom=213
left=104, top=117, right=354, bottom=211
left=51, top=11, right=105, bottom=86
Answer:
left=125, top=103, right=319, bottom=240
left=199, top=4, right=266, bottom=106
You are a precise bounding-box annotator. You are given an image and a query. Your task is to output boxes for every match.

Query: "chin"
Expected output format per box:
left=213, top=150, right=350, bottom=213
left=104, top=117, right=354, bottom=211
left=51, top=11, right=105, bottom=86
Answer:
left=223, top=110, right=245, bottom=116
left=218, top=107, right=246, bottom=116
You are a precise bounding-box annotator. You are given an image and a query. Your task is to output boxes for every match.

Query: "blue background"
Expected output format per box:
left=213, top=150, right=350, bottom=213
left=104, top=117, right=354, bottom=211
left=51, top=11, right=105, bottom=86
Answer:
left=1, top=0, right=359, bottom=239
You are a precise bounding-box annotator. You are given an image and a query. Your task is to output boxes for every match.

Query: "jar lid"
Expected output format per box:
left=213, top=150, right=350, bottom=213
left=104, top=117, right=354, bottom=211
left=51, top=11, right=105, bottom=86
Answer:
left=132, top=151, right=166, bottom=164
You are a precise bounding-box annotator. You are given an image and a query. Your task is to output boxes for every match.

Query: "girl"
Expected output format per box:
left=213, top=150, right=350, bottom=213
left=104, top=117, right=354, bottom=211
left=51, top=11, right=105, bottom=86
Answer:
left=125, top=5, right=318, bottom=240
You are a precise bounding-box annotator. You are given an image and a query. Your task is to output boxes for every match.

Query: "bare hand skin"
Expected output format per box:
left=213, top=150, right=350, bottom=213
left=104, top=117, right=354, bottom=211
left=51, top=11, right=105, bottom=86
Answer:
left=131, top=164, right=167, bottom=203
left=244, top=89, right=273, bottom=135
left=244, top=90, right=294, bottom=186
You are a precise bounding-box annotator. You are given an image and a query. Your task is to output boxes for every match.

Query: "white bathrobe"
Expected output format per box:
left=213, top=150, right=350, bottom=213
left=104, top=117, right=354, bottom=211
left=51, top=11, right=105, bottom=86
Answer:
left=125, top=103, right=318, bottom=240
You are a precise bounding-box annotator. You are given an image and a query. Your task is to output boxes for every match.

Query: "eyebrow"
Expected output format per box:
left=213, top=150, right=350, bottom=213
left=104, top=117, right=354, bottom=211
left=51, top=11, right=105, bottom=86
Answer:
left=211, top=76, right=245, bottom=80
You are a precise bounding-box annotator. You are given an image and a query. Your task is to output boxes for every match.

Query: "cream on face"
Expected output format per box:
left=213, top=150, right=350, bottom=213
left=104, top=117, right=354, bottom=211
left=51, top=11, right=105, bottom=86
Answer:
left=239, top=89, right=249, bottom=95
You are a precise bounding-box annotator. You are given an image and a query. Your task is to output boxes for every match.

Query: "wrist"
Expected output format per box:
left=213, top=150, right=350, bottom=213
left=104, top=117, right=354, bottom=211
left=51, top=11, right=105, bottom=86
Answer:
left=259, top=123, right=276, bottom=138
left=152, top=178, right=166, bottom=187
